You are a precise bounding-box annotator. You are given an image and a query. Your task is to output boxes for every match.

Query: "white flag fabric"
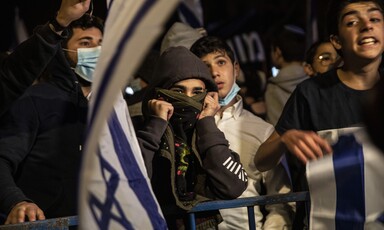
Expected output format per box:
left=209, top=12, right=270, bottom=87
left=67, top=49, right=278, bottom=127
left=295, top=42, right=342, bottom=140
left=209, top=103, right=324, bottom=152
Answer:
left=79, top=0, right=178, bottom=229
left=307, top=127, right=384, bottom=230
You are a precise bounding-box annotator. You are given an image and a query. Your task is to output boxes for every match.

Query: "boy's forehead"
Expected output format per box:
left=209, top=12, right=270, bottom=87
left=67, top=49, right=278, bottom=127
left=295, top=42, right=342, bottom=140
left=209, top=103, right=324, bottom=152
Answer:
left=340, top=1, right=383, bottom=17
left=71, top=27, right=102, bottom=40
left=174, top=78, right=206, bottom=87
left=203, top=50, right=229, bottom=60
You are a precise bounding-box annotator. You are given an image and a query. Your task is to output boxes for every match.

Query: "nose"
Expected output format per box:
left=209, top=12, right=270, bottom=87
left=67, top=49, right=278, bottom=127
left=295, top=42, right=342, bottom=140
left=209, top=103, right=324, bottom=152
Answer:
left=91, top=42, right=100, bottom=48
left=360, top=18, right=373, bottom=32
left=210, top=65, right=219, bottom=79
left=185, top=91, right=194, bottom=97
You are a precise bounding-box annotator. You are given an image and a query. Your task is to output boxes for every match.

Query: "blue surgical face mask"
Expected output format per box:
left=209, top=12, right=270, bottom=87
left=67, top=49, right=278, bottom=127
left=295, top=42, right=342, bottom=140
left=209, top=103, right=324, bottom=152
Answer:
left=64, top=46, right=101, bottom=83
left=219, top=82, right=240, bottom=106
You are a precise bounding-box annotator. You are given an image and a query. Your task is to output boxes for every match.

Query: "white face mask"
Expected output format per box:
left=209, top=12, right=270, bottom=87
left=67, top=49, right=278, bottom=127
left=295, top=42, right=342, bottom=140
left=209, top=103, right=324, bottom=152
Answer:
left=63, top=46, right=102, bottom=82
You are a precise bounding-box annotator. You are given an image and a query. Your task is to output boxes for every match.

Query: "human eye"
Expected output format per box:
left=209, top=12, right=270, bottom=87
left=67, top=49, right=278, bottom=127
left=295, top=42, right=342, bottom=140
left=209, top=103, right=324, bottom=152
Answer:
left=79, top=39, right=92, bottom=47
left=342, top=14, right=358, bottom=27
left=170, top=87, right=183, bottom=93
left=370, top=11, right=383, bottom=22
left=370, top=17, right=382, bottom=23
left=319, top=54, right=331, bottom=61
left=192, top=89, right=205, bottom=95
left=79, top=41, right=91, bottom=47
left=345, top=19, right=358, bottom=27
left=217, top=59, right=226, bottom=66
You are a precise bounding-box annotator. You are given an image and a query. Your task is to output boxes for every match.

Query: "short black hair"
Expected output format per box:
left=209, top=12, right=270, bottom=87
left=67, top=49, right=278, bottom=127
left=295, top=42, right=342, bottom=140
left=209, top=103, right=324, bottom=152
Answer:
left=326, top=0, right=384, bottom=37
left=190, top=36, right=236, bottom=63
left=305, top=40, right=330, bottom=64
left=270, top=25, right=306, bottom=62
left=62, top=14, right=104, bottom=48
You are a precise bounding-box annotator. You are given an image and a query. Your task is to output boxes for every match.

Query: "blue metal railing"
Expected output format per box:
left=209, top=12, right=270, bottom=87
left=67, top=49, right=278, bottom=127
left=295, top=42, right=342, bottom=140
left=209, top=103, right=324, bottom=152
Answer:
left=0, top=216, right=78, bottom=230
left=0, top=192, right=310, bottom=229
left=188, top=191, right=310, bottom=230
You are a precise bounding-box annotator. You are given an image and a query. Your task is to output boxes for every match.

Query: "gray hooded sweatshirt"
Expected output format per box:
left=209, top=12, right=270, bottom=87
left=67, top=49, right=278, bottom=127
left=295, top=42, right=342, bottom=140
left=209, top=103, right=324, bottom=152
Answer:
left=265, top=63, right=308, bottom=125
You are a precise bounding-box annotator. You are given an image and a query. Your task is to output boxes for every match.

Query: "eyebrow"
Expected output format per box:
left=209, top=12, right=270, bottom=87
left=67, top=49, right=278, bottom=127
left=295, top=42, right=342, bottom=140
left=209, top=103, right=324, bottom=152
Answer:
left=76, top=37, right=103, bottom=45
left=341, top=7, right=382, bottom=21
left=213, top=52, right=227, bottom=60
left=171, top=85, right=205, bottom=91
left=318, top=52, right=332, bottom=56
left=76, top=36, right=94, bottom=41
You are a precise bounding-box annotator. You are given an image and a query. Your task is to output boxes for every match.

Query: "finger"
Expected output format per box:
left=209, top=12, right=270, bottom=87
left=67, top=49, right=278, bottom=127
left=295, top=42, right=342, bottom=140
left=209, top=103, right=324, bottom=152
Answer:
left=206, top=91, right=218, bottom=101
left=167, top=107, right=174, bottom=120
left=4, top=216, right=13, bottom=225
left=302, top=135, right=325, bottom=158
left=293, top=141, right=317, bottom=161
left=203, top=97, right=210, bottom=107
left=309, top=134, right=333, bottom=156
left=290, top=145, right=309, bottom=164
left=211, top=92, right=219, bottom=101
left=313, top=135, right=333, bottom=154
left=25, top=207, right=38, bottom=222
left=16, top=207, right=27, bottom=223
left=36, top=210, right=46, bottom=221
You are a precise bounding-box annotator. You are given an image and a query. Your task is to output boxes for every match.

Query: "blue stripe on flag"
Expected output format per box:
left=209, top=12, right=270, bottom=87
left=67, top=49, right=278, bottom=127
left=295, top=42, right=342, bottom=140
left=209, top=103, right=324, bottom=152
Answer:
left=88, top=150, right=134, bottom=229
left=377, top=212, right=384, bottom=224
left=178, top=3, right=202, bottom=28
left=332, top=134, right=365, bottom=229
left=89, top=0, right=155, bottom=126
left=108, top=110, right=167, bottom=229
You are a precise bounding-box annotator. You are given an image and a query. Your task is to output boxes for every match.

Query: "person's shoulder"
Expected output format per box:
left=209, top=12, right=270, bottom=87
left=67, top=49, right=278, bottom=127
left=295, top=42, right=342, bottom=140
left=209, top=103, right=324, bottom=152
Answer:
left=240, top=108, right=274, bottom=128
left=29, top=81, right=57, bottom=91
left=297, top=68, right=338, bottom=91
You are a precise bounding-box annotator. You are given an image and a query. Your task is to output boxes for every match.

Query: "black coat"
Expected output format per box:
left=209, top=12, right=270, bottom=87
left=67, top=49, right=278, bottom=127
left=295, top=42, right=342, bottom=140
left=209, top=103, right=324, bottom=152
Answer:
left=0, top=24, right=65, bottom=116
left=0, top=36, right=88, bottom=219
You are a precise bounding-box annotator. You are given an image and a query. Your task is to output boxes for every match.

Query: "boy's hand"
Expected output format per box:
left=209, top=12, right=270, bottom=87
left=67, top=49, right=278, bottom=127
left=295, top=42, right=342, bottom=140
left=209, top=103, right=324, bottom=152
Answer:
left=5, top=201, right=45, bottom=224
left=148, top=99, right=173, bottom=121
left=199, top=92, right=220, bottom=119
left=281, top=129, right=333, bottom=164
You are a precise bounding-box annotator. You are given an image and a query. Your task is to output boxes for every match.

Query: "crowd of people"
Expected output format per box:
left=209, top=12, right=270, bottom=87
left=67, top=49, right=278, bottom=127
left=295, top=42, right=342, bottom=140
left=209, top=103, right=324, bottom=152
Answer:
left=0, top=0, right=383, bottom=229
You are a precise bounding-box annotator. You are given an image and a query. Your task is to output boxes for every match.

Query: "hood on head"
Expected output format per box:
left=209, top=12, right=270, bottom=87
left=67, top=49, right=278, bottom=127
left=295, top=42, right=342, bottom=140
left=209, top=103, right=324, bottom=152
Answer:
left=142, top=46, right=217, bottom=117
left=160, top=22, right=205, bottom=54
left=153, top=46, right=216, bottom=90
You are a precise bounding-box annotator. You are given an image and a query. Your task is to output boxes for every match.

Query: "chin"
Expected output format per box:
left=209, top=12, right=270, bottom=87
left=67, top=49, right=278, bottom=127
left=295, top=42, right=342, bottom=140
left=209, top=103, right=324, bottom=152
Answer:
left=218, top=91, right=227, bottom=99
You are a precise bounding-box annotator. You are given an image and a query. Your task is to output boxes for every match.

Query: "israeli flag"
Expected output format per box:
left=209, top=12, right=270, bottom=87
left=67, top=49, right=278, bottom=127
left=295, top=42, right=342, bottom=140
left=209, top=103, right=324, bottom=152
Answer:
left=307, top=127, right=384, bottom=230
left=177, top=0, right=204, bottom=28
left=78, top=0, right=178, bottom=229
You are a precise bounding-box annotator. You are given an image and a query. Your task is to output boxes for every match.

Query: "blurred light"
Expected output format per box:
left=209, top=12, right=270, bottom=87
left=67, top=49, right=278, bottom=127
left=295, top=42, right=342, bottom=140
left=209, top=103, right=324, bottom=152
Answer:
left=125, top=86, right=134, bottom=95
left=271, top=66, right=280, bottom=77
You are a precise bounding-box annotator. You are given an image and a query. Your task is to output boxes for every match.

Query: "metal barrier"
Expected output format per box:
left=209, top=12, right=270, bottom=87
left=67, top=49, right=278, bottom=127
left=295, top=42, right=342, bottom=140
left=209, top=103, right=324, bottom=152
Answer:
left=188, top=191, right=310, bottom=230
left=0, top=192, right=309, bottom=229
left=0, top=216, right=78, bottom=230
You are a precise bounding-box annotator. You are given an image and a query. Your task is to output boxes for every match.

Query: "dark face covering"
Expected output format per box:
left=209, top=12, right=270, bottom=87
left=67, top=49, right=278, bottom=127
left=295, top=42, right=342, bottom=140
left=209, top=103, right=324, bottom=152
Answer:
left=155, top=88, right=207, bottom=201
left=155, top=88, right=207, bottom=141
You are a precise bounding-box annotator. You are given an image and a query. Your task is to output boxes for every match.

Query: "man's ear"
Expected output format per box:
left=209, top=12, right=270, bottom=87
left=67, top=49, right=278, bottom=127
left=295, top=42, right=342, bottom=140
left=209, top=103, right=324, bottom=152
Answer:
left=330, top=35, right=342, bottom=50
left=303, top=62, right=315, bottom=77
left=234, top=61, right=240, bottom=79
left=274, top=47, right=283, bottom=58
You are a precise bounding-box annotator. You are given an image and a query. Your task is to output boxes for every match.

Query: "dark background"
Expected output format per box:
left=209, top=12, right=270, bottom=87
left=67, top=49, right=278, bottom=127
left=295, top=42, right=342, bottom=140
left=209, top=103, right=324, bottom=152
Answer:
left=0, top=0, right=331, bottom=51
left=0, top=0, right=333, bottom=80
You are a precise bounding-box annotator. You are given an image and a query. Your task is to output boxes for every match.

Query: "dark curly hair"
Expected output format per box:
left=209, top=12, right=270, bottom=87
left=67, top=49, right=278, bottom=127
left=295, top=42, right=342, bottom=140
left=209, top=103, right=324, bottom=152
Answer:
left=62, top=14, right=104, bottom=48
left=190, top=36, right=236, bottom=64
left=326, top=0, right=384, bottom=37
